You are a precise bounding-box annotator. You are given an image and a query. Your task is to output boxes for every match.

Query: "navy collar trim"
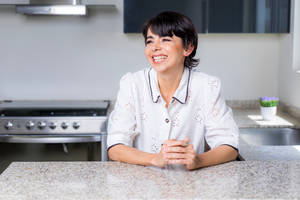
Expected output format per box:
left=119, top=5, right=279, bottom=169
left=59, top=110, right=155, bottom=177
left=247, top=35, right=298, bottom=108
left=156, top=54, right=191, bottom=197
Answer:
left=148, top=68, right=160, bottom=103
left=148, top=67, right=191, bottom=104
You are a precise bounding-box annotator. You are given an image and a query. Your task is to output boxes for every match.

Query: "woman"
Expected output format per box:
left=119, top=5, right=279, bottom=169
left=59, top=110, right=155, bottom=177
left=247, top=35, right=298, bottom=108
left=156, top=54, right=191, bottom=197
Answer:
left=107, top=11, right=239, bottom=170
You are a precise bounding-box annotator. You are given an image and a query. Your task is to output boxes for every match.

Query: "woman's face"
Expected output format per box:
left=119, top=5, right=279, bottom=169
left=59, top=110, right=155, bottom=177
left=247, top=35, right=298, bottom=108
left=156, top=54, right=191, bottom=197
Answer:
left=144, top=29, right=186, bottom=74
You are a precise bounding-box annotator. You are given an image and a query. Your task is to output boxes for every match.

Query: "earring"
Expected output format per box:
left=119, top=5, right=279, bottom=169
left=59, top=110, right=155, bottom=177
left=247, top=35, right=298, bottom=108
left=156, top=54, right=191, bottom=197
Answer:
left=184, top=50, right=188, bottom=56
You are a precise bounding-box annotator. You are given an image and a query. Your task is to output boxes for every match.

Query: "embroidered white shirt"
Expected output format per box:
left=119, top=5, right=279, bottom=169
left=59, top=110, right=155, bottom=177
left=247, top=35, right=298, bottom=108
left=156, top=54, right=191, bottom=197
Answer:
left=107, top=67, right=239, bottom=155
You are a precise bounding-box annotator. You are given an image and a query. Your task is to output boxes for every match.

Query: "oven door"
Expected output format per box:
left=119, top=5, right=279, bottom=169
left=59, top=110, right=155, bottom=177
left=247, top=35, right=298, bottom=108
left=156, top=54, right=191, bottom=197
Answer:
left=0, top=134, right=107, bottom=174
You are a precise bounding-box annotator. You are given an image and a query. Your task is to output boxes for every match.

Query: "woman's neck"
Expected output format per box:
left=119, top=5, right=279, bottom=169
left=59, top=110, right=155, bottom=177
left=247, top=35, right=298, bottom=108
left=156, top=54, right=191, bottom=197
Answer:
left=157, top=67, right=184, bottom=107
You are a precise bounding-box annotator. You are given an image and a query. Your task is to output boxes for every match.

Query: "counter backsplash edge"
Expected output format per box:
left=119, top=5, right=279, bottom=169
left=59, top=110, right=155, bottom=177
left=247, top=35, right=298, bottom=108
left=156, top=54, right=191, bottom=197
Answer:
left=226, top=100, right=300, bottom=120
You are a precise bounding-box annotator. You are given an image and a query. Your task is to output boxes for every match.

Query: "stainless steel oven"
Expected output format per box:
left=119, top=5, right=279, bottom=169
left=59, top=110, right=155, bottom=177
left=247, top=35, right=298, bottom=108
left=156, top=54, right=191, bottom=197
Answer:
left=0, top=100, right=110, bottom=174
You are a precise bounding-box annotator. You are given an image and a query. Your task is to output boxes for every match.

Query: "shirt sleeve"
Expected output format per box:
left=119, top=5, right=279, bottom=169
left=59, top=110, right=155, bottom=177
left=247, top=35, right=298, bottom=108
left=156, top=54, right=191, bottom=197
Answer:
left=107, top=73, right=138, bottom=149
left=204, top=77, right=239, bottom=151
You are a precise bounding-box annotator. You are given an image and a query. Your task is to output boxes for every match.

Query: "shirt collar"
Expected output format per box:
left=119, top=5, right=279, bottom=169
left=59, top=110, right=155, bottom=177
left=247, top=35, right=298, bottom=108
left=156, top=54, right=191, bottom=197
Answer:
left=148, top=67, right=191, bottom=104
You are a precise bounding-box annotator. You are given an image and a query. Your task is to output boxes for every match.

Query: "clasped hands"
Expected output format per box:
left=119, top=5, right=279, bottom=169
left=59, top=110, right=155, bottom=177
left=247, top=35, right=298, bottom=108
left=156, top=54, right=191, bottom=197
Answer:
left=151, top=138, right=200, bottom=170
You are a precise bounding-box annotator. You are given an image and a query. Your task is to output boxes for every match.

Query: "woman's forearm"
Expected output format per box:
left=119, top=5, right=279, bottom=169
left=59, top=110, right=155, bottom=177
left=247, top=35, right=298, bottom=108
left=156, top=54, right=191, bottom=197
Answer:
left=108, top=144, right=156, bottom=166
left=196, top=145, right=238, bottom=169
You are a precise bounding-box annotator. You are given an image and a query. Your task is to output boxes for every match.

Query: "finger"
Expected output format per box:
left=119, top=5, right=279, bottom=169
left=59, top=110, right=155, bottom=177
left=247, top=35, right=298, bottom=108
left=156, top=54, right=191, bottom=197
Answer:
left=185, top=148, right=196, bottom=157
left=183, top=142, right=194, bottom=151
left=162, top=139, right=176, bottom=146
left=165, top=153, right=187, bottom=159
left=165, top=146, right=187, bottom=153
left=166, top=140, right=186, bottom=147
left=161, top=145, right=168, bottom=154
left=186, top=144, right=194, bottom=151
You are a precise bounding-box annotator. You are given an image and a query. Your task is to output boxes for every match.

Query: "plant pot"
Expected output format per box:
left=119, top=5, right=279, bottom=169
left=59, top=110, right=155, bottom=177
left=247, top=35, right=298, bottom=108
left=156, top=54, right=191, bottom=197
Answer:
left=260, top=106, right=277, bottom=120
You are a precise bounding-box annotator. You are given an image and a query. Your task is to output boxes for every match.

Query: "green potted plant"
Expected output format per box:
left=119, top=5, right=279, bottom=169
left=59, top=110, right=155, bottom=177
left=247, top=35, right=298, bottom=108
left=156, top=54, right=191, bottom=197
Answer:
left=259, top=97, right=279, bottom=120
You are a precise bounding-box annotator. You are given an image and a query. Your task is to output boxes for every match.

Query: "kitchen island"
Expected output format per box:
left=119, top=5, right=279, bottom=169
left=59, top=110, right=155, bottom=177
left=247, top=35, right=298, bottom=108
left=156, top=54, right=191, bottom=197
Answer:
left=0, top=161, right=300, bottom=199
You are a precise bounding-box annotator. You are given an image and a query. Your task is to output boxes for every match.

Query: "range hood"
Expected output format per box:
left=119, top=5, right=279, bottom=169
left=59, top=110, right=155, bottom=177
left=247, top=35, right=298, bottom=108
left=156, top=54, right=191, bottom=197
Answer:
left=16, top=0, right=87, bottom=15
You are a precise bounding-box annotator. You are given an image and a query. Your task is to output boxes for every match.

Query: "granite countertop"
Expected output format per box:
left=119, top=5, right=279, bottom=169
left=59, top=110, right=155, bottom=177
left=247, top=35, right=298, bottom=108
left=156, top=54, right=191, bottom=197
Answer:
left=232, top=108, right=300, bottom=129
left=1, top=161, right=300, bottom=199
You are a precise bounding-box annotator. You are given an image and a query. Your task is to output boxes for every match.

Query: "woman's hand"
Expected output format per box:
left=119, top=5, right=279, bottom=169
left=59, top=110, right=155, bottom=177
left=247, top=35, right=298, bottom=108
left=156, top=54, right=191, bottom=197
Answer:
left=151, top=138, right=201, bottom=170
left=165, top=138, right=201, bottom=170
left=150, top=142, right=172, bottom=168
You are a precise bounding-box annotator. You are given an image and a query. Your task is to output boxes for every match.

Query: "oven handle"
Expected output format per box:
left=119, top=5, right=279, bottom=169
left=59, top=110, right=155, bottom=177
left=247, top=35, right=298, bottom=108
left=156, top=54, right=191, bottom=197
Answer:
left=0, top=135, right=102, bottom=143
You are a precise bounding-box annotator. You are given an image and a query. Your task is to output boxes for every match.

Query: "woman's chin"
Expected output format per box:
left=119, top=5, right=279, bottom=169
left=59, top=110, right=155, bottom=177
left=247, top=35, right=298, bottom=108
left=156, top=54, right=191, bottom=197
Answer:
left=151, top=65, right=170, bottom=73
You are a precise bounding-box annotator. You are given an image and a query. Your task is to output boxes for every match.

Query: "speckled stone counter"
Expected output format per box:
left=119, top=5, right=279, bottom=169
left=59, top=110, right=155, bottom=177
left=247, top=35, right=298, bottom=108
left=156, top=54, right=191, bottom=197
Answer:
left=1, top=161, right=300, bottom=199
left=232, top=109, right=300, bottom=129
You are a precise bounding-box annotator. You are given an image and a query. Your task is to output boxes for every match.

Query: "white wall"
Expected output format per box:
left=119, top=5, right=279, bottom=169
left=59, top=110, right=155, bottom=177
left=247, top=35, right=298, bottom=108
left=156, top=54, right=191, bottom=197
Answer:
left=0, top=1, right=280, bottom=101
left=293, top=0, right=300, bottom=72
left=198, top=34, right=279, bottom=100
left=278, top=0, right=300, bottom=108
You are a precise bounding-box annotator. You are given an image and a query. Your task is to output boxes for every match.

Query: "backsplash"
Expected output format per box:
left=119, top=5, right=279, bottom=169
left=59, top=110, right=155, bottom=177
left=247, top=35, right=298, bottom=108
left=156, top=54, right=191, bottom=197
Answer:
left=226, top=100, right=260, bottom=109
left=278, top=101, right=300, bottom=119
left=226, top=100, right=300, bottom=120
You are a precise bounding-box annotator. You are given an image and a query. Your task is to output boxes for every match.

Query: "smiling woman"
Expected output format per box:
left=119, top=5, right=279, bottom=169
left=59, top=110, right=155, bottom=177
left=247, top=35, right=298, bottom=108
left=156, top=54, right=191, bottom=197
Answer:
left=107, top=11, right=239, bottom=170
left=142, top=12, right=198, bottom=107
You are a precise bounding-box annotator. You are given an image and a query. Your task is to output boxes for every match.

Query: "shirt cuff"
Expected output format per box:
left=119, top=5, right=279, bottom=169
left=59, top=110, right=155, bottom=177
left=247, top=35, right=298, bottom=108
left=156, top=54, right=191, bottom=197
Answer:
left=107, top=133, right=133, bottom=150
left=107, top=143, right=125, bottom=152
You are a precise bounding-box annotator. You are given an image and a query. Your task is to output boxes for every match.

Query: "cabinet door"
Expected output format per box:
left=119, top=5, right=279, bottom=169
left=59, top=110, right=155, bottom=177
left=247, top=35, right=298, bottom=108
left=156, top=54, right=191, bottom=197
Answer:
left=124, top=0, right=207, bottom=33
left=208, top=0, right=290, bottom=33
left=123, top=0, right=290, bottom=33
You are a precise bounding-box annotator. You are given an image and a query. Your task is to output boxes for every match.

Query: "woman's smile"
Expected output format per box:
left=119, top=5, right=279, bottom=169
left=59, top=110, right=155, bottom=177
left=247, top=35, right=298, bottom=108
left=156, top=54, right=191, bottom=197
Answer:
left=152, top=54, right=168, bottom=64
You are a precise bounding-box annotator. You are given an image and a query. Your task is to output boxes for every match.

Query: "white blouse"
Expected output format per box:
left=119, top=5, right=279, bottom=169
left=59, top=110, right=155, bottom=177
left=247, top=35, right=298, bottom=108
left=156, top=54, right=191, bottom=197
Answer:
left=107, top=67, right=239, bottom=155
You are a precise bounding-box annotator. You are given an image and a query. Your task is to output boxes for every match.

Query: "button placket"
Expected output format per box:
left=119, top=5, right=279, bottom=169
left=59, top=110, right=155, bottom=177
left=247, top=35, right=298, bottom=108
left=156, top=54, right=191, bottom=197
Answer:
left=159, top=109, right=171, bottom=144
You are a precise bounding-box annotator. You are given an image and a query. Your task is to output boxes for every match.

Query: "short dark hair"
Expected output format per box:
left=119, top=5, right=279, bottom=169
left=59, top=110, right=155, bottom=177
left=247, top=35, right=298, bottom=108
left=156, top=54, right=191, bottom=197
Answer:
left=142, top=11, right=199, bottom=68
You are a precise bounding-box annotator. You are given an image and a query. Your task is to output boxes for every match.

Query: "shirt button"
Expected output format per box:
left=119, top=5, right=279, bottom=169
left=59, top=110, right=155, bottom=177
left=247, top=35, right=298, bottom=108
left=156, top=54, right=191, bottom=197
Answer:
left=165, top=118, right=169, bottom=123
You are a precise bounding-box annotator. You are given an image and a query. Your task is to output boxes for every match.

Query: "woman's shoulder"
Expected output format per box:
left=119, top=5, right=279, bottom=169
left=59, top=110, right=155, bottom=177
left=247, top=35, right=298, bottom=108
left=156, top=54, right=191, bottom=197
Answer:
left=190, top=68, right=221, bottom=85
left=120, top=68, right=149, bottom=83
left=118, top=68, right=150, bottom=92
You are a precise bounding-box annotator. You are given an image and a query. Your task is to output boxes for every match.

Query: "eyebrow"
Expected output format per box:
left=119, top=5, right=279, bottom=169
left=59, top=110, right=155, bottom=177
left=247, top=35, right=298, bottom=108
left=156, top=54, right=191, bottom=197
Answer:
left=146, top=36, right=153, bottom=40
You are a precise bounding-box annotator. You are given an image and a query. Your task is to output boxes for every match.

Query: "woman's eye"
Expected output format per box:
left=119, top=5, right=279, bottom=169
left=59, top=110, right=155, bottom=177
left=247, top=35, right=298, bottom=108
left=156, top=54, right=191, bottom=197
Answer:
left=146, top=40, right=153, bottom=44
left=162, top=38, right=171, bottom=42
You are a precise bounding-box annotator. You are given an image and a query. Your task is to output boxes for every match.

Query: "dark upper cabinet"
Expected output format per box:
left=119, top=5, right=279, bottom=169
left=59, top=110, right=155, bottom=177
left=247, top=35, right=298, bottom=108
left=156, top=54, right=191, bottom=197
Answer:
left=124, top=0, right=290, bottom=33
left=208, top=0, right=290, bottom=33
left=124, top=0, right=207, bottom=33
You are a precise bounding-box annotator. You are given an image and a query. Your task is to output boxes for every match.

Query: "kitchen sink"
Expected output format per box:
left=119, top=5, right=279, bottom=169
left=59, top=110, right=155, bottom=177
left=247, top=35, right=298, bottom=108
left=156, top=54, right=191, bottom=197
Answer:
left=240, top=128, right=300, bottom=146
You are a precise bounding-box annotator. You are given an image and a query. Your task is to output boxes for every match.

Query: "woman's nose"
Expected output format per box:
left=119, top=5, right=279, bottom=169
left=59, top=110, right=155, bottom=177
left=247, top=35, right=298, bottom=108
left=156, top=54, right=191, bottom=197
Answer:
left=152, top=40, right=161, bottom=51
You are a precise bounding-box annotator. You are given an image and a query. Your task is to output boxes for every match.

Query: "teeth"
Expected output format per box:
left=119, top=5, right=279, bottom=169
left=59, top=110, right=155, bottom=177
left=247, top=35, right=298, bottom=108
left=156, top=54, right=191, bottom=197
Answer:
left=153, top=56, right=167, bottom=62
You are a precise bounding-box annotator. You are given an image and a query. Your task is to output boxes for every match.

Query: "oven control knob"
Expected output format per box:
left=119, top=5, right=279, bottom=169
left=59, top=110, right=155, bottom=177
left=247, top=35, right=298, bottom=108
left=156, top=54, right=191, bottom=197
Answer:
left=49, top=122, right=57, bottom=129
left=61, top=122, right=68, bottom=129
left=5, top=121, right=13, bottom=130
left=38, top=121, right=47, bottom=129
left=73, top=122, right=80, bottom=129
left=26, top=121, right=35, bottom=130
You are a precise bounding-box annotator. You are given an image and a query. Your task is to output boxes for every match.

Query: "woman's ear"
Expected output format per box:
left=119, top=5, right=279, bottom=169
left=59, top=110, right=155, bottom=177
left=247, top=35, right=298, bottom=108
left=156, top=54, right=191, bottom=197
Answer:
left=184, top=45, right=194, bottom=56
